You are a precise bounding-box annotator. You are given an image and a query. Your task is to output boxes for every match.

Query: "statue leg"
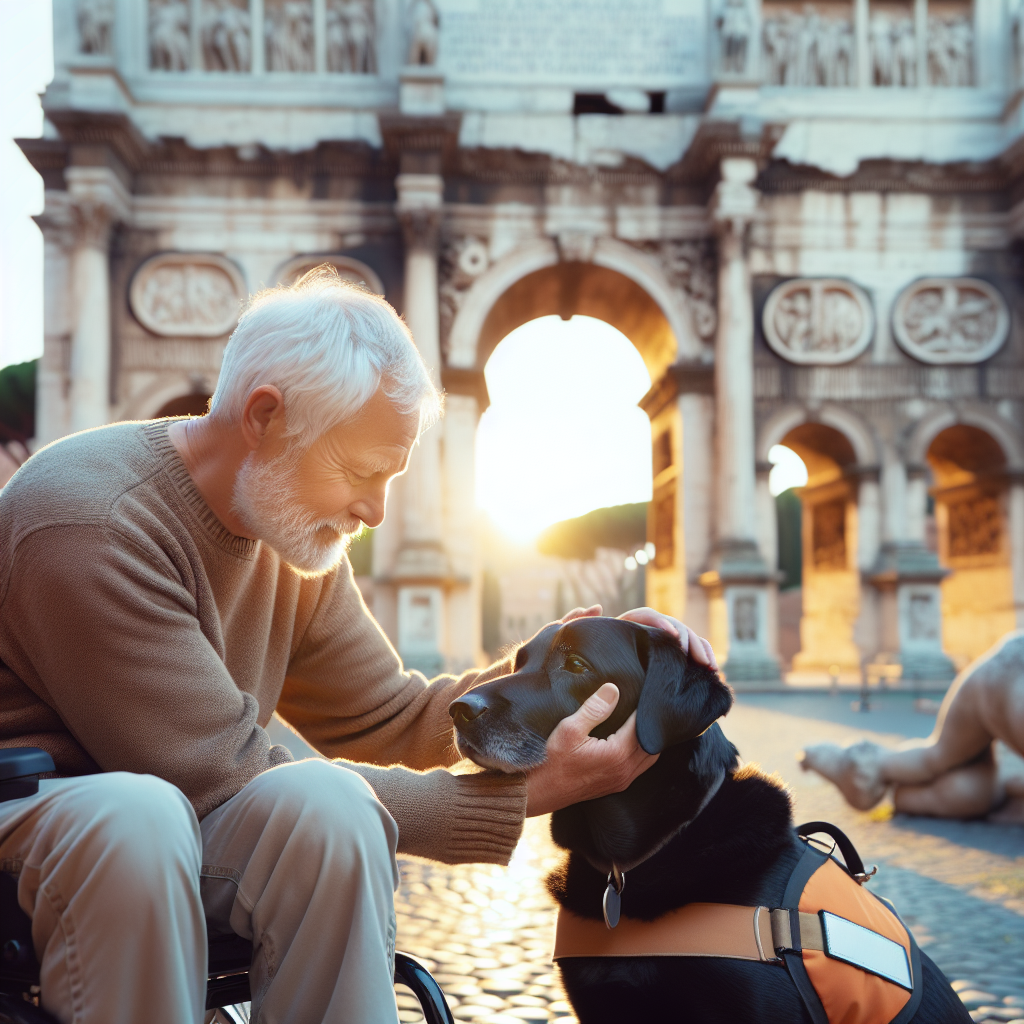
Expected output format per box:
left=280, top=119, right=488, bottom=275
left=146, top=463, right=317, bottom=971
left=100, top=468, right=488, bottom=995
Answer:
left=892, top=746, right=999, bottom=819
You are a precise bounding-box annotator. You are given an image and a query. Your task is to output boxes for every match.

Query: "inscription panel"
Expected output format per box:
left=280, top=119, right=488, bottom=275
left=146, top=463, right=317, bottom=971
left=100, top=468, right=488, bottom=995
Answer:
left=438, top=0, right=705, bottom=82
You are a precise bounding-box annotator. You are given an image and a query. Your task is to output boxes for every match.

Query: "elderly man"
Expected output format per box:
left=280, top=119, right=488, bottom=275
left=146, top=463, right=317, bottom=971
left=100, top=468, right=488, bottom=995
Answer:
left=0, top=269, right=715, bottom=1024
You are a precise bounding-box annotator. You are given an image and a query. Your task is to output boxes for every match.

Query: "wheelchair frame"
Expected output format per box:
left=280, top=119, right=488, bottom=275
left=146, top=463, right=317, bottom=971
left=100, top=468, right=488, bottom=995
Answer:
left=0, top=748, right=454, bottom=1024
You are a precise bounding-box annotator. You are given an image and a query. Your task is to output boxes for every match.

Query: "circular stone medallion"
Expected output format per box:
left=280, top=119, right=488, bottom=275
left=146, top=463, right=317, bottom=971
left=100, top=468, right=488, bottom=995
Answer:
left=130, top=253, right=246, bottom=338
left=892, top=277, right=1009, bottom=365
left=762, top=278, right=874, bottom=365
left=275, top=254, right=384, bottom=295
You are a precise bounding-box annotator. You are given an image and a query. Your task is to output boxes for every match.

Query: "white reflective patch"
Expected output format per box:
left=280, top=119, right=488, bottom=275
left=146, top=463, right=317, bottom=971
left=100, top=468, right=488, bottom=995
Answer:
left=820, top=911, right=912, bottom=990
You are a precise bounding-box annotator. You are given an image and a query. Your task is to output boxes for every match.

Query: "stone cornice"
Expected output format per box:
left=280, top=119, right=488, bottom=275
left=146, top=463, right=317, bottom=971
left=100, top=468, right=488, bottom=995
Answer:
left=640, top=361, right=715, bottom=418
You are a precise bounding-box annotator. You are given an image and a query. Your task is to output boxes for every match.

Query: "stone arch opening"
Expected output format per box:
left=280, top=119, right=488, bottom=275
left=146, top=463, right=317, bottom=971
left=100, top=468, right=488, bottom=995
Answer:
left=926, top=424, right=1014, bottom=663
left=473, top=262, right=678, bottom=383
left=779, top=422, right=862, bottom=676
left=154, top=393, right=212, bottom=418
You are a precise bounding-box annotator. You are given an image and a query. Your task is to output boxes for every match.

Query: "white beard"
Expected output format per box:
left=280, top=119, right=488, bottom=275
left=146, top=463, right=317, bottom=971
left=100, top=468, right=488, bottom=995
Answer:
left=231, top=448, right=362, bottom=578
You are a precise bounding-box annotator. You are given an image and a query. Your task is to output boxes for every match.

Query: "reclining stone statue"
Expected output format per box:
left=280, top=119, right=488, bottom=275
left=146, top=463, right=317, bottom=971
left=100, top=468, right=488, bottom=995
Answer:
left=800, top=631, right=1024, bottom=823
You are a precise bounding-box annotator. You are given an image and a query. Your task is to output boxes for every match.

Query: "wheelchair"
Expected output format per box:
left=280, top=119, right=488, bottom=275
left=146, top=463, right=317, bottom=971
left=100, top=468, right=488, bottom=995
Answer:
left=0, top=748, right=454, bottom=1024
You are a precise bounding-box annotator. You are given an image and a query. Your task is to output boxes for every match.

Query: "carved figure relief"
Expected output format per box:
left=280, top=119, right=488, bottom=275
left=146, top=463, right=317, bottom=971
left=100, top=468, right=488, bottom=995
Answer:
left=276, top=255, right=384, bottom=294
left=327, top=0, right=376, bottom=72
left=406, top=0, right=439, bottom=66
left=762, top=278, right=874, bottom=364
left=718, top=0, right=753, bottom=75
left=130, top=254, right=246, bottom=338
left=266, top=0, right=315, bottom=71
left=870, top=13, right=917, bottom=86
left=150, top=0, right=191, bottom=70
left=893, top=278, right=1008, bottom=364
left=733, top=593, right=759, bottom=642
left=656, top=241, right=718, bottom=345
left=928, top=15, right=973, bottom=86
left=812, top=498, right=847, bottom=569
left=202, top=0, right=251, bottom=71
left=78, top=0, right=114, bottom=54
left=946, top=495, right=1003, bottom=559
left=907, top=591, right=939, bottom=640
left=762, top=6, right=854, bottom=86
left=439, top=237, right=489, bottom=358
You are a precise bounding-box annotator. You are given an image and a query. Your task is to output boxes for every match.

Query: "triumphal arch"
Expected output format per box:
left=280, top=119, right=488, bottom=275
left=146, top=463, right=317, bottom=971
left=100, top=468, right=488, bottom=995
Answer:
left=23, top=0, right=1024, bottom=682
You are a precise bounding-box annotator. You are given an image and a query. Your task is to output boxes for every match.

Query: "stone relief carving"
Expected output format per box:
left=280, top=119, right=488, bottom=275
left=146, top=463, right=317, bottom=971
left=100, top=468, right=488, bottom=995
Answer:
left=78, top=0, right=114, bottom=54
left=130, top=254, right=246, bottom=338
left=275, top=254, right=385, bottom=294
left=266, top=0, right=315, bottom=71
left=907, top=591, right=940, bottom=640
left=652, top=241, right=718, bottom=346
left=812, top=498, right=847, bottom=569
left=407, top=0, right=440, bottom=66
left=947, top=494, right=1003, bottom=558
left=717, top=0, right=753, bottom=76
left=327, top=0, right=376, bottom=72
left=203, top=0, right=251, bottom=71
left=150, top=0, right=191, bottom=70
left=762, top=7, right=854, bottom=86
left=439, top=237, right=489, bottom=358
left=928, top=15, right=973, bottom=86
left=732, top=592, right=759, bottom=642
left=892, top=278, right=1008, bottom=364
left=870, top=13, right=917, bottom=86
left=762, top=278, right=874, bottom=364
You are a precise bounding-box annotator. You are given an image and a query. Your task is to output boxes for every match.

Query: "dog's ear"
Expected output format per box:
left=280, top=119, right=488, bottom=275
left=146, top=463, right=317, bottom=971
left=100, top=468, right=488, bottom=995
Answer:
left=634, top=628, right=734, bottom=755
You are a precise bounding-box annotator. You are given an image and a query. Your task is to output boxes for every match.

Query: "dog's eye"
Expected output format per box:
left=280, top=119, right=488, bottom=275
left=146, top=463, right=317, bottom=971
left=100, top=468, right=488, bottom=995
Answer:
left=564, top=653, right=590, bottom=674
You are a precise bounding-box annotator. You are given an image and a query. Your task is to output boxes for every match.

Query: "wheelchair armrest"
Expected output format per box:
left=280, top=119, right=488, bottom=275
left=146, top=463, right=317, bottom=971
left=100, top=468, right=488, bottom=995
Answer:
left=0, top=747, right=55, bottom=803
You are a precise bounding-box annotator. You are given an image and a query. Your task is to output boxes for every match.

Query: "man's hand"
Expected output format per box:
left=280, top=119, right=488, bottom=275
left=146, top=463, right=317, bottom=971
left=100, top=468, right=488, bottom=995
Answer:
left=524, top=682, right=659, bottom=817
left=559, top=604, right=718, bottom=671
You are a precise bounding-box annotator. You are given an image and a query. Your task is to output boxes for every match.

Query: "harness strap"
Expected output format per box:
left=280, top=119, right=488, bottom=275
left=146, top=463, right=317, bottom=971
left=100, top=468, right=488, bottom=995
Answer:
left=554, top=903, right=779, bottom=962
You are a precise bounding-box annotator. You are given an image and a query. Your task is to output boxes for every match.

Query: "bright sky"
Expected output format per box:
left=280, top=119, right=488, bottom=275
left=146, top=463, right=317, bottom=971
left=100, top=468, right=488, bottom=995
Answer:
left=0, top=1, right=52, bottom=370
left=475, top=315, right=653, bottom=543
left=769, top=444, right=808, bottom=496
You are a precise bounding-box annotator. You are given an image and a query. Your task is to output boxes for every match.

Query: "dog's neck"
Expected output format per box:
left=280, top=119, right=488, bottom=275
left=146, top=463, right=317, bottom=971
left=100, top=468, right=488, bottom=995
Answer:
left=550, top=724, right=737, bottom=874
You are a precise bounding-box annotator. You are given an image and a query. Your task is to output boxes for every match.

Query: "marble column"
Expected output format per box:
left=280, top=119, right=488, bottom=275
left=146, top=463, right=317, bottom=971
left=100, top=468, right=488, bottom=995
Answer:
left=868, top=458, right=955, bottom=682
left=65, top=167, right=128, bottom=435
left=1009, top=476, right=1024, bottom=628
left=703, top=158, right=780, bottom=683
left=393, top=172, right=451, bottom=675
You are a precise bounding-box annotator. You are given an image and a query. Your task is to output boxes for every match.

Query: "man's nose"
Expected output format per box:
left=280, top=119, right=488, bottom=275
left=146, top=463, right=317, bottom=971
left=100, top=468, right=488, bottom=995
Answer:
left=449, top=693, right=489, bottom=725
left=352, top=485, right=387, bottom=529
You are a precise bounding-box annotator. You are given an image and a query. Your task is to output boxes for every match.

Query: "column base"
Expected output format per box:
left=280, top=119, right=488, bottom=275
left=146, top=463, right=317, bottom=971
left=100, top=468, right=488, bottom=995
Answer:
left=700, top=539, right=781, bottom=687
left=895, top=649, right=957, bottom=683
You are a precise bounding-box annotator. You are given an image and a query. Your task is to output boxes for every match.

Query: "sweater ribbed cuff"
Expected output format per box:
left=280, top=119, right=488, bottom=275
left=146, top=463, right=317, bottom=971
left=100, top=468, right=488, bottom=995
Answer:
left=344, top=762, right=527, bottom=866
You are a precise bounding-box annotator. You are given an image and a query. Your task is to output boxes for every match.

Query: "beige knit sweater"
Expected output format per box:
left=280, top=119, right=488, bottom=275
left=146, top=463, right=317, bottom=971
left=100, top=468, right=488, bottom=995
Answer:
left=0, top=421, right=526, bottom=865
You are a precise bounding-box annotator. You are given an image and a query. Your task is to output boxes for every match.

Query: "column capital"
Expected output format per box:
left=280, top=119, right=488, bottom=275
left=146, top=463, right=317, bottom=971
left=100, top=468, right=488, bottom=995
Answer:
left=710, top=157, right=760, bottom=238
left=65, top=166, right=131, bottom=250
left=396, top=172, right=443, bottom=252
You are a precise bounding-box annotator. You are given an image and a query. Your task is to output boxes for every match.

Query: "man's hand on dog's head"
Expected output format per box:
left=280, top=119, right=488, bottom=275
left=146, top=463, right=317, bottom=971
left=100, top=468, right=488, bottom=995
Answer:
left=559, top=605, right=718, bottom=672
left=524, top=682, right=660, bottom=817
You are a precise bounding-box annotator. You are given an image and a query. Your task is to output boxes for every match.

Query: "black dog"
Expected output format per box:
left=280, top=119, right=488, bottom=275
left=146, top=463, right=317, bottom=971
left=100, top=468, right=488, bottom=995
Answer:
left=449, top=617, right=970, bottom=1024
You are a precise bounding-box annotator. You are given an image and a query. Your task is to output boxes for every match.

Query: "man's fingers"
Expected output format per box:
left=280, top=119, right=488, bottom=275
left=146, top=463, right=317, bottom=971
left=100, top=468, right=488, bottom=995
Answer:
left=559, top=604, right=603, bottom=624
left=551, top=682, right=619, bottom=744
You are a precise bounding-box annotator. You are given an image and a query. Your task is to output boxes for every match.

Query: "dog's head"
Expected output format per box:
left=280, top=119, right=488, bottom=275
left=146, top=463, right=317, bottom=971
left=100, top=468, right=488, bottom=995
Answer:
left=449, top=616, right=733, bottom=772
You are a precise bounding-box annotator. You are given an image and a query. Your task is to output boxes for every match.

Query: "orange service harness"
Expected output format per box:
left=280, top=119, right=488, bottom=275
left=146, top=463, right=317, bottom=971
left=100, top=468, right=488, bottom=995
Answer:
left=553, top=823, right=923, bottom=1024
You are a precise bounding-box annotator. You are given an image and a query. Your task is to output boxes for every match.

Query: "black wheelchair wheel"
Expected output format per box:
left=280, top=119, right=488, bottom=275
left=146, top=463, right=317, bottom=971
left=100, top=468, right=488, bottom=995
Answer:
left=0, top=993, right=58, bottom=1024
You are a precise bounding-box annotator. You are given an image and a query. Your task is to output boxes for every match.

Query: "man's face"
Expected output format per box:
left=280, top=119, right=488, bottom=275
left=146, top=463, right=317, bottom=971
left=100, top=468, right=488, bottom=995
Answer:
left=232, top=388, right=419, bottom=577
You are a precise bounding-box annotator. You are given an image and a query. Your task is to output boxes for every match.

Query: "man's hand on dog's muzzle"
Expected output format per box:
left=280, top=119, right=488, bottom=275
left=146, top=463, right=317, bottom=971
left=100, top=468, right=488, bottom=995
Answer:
left=524, top=682, right=659, bottom=817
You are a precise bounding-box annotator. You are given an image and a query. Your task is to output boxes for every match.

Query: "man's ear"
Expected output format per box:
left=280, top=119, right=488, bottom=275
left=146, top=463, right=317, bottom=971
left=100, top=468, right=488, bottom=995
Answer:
left=634, top=627, right=734, bottom=755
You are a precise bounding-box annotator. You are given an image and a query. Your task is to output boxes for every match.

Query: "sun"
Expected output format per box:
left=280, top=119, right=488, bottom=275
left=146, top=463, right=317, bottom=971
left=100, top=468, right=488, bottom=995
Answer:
left=475, top=315, right=653, bottom=544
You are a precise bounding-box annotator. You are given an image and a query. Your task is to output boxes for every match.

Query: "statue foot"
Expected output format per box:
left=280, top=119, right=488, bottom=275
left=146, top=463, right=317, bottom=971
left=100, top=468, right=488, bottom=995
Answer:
left=799, top=740, right=887, bottom=811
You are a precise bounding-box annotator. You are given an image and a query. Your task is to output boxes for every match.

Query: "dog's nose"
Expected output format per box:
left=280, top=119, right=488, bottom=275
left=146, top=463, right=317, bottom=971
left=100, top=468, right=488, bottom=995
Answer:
left=450, top=693, right=488, bottom=725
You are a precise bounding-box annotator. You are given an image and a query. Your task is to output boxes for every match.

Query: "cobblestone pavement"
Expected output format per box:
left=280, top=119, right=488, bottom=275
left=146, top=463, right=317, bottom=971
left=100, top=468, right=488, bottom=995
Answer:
left=393, top=693, right=1024, bottom=1024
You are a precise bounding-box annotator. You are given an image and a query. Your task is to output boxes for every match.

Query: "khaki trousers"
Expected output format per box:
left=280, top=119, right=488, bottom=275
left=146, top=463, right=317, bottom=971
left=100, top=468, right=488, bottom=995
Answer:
left=0, top=759, right=401, bottom=1024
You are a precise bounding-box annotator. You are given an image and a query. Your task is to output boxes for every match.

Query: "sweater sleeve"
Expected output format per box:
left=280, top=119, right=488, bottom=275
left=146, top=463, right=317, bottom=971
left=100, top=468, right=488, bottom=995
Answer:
left=279, top=562, right=528, bottom=864
left=0, top=524, right=294, bottom=819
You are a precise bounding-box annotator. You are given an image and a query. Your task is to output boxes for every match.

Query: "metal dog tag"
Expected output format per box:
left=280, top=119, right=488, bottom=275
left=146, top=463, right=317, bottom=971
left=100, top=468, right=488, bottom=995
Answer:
left=603, top=867, right=625, bottom=929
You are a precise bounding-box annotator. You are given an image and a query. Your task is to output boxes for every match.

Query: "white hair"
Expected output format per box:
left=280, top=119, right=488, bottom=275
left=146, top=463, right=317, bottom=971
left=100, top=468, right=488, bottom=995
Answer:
left=209, top=266, right=442, bottom=442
